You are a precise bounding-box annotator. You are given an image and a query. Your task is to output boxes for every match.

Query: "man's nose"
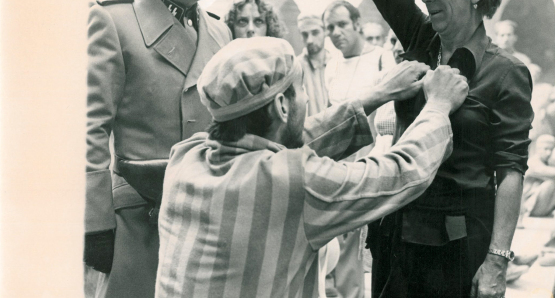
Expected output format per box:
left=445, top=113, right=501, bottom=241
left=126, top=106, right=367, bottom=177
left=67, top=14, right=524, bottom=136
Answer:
left=248, top=21, right=255, bottom=32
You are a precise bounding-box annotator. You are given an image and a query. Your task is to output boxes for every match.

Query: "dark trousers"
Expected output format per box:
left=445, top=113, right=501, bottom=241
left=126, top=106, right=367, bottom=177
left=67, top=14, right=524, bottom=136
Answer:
left=370, top=213, right=492, bottom=298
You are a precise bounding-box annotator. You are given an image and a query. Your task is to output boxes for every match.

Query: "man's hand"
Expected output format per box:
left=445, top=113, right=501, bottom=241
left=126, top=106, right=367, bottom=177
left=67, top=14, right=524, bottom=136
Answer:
left=375, top=60, right=430, bottom=102
left=84, top=230, right=115, bottom=273
left=422, top=65, right=469, bottom=114
left=359, top=61, right=429, bottom=115
left=470, top=254, right=508, bottom=298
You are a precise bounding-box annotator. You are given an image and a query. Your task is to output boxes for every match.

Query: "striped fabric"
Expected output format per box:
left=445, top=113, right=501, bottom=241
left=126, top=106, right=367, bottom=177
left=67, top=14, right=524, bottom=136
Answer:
left=156, top=100, right=453, bottom=298
left=298, top=49, right=330, bottom=117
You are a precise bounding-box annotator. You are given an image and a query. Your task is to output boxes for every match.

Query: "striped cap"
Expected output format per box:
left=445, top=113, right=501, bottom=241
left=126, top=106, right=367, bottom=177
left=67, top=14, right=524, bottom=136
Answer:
left=198, top=37, right=302, bottom=122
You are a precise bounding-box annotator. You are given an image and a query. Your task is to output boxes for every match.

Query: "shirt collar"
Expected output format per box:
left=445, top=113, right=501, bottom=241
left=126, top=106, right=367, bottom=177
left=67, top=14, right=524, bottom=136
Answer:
left=205, top=134, right=285, bottom=163
left=403, top=22, right=490, bottom=79
left=301, top=48, right=330, bottom=70
left=435, top=22, right=489, bottom=69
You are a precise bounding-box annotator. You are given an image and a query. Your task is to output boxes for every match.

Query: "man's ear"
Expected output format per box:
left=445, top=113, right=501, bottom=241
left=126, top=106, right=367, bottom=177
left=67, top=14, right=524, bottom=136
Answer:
left=266, top=92, right=289, bottom=124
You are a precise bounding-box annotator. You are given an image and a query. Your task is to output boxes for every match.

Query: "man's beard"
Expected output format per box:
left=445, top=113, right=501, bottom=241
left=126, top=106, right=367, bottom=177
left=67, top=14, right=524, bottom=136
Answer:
left=282, top=106, right=304, bottom=149
left=307, top=44, right=322, bottom=56
left=283, top=123, right=304, bottom=149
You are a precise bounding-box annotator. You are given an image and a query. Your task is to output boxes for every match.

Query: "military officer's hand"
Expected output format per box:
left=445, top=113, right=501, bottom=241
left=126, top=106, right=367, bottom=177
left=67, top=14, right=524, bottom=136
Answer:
left=84, top=229, right=115, bottom=273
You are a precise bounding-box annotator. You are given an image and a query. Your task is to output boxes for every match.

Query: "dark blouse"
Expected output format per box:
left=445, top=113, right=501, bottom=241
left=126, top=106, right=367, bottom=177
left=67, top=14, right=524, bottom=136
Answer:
left=374, top=0, right=533, bottom=244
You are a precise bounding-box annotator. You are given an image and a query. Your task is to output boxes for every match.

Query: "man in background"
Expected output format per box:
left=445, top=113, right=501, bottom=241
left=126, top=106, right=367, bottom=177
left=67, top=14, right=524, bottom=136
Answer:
left=522, top=135, right=555, bottom=218
left=362, top=22, right=386, bottom=47
left=297, top=14, right=330, bottom=116
left=496, top=20, right=532, bottom=66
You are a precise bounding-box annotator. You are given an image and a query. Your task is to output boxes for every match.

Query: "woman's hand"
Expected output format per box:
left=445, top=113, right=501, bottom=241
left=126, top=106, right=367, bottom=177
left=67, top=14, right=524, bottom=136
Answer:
left=470, top=254, right=508, bottom=298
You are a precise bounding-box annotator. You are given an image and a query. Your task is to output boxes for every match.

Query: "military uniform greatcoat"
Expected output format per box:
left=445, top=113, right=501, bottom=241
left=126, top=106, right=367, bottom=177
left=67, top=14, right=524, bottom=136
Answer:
left=86, top=0, right=231, bottom=296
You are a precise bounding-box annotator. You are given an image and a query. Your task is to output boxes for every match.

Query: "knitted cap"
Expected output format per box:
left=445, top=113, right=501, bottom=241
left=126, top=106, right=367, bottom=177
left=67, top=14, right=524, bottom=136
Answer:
left=198, top=37, right=302, bottom=122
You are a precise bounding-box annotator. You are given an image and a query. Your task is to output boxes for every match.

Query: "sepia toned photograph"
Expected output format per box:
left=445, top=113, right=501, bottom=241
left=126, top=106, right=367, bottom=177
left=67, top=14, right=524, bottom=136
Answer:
left=2, top=0, right=555, bottom=297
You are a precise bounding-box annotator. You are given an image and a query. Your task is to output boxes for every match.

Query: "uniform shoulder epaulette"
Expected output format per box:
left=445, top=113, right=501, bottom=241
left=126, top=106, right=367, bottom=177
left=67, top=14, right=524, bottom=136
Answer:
left=207, top=11, right=220, bottom=20
left=97, top=0, right=134, bottom=6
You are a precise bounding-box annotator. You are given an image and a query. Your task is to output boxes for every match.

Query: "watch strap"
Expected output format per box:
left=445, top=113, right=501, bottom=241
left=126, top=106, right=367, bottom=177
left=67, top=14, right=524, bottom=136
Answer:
left=488, top=248, right=515, bottom=261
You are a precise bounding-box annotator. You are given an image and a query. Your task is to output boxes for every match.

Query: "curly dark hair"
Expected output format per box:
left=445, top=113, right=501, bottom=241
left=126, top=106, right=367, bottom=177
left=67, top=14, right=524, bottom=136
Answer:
left=476, top=0, right=502, bottom=19
left=225, top=0, right=285, bottom=39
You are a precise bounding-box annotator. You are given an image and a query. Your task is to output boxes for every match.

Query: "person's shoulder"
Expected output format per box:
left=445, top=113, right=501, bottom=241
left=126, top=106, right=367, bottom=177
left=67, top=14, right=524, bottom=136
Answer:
left=89, top=0, right=133, bottom=17
left=89, top=0, right=135, bottom=28
left=206, top=11, right=220, bottom=20
left=296, top=51, right=310, bottom=65
left=169, top=132, right=209, bottom=159
left=95, top=0, right=133, bottom=6
left=487, top=43, right=528, bottom=70
left=483, top=43, right=532, bottom=90
left=513, top=52, right=532, bottom=66
left=203, top=9, right=225, bottom=27
left=203, top=9, right=232, bottom=44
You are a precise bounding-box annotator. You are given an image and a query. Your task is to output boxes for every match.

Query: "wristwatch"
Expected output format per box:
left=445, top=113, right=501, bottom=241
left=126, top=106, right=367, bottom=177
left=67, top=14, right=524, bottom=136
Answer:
left=488, top=248, right=515, bottom=261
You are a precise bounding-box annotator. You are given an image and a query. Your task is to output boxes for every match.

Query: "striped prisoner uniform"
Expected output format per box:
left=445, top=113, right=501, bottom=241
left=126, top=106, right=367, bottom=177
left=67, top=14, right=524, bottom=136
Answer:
left=156, top=100, right=453, bottom=297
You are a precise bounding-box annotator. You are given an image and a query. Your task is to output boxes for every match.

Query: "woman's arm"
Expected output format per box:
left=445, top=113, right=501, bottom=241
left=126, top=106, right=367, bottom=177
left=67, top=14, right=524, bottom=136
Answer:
left=471, top=169, right=522, bottom=297
left=472, top=61, right=533, bottom=297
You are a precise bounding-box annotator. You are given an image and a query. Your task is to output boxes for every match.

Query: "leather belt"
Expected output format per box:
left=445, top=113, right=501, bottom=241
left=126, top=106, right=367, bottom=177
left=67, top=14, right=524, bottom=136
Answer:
left=114, top=156, right=168, bottom=225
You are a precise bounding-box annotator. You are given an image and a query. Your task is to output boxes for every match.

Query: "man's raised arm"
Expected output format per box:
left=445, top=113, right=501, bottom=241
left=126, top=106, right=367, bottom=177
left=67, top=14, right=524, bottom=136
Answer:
left=373, top=0, right=429, bottom=50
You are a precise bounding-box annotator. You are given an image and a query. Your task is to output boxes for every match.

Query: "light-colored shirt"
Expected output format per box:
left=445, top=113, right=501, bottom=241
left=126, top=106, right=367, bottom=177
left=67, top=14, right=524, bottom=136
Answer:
left=325, top=44, right=395, bottom=106
left=298, top=49, right=330, bottom=117
left=156, top=100, right=453, bottom=298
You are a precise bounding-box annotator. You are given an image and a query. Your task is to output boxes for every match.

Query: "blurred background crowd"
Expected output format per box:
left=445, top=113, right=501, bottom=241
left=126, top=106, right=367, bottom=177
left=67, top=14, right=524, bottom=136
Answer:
left=200, top=0, right=555, bottom=82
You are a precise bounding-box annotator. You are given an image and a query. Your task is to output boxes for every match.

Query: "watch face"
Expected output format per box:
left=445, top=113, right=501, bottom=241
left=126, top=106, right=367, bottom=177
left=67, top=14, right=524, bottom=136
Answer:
left=509, top=251, right=515, bottom=259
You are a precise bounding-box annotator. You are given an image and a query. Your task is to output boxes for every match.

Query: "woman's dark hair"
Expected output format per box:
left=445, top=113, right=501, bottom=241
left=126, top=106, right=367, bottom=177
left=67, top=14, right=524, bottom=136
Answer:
left=207, top=84, right=296, bottom=142
left=225, top=0, right=286, bottom=39
left=477, top=0, right=502, bottom=19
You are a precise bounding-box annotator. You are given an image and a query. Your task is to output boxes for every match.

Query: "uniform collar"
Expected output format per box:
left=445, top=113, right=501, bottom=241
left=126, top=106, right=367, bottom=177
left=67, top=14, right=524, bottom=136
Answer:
left=134, top=0, right=175, bottom=47
left=133, top=0, right=224, bottom=82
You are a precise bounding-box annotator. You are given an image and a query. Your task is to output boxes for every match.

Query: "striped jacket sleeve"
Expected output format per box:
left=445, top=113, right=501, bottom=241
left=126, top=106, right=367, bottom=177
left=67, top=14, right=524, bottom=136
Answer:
left=302, top=106, right=454, bottom=249
left=303, top=100, right=374, bottom=161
